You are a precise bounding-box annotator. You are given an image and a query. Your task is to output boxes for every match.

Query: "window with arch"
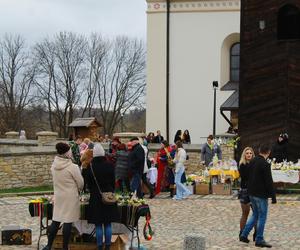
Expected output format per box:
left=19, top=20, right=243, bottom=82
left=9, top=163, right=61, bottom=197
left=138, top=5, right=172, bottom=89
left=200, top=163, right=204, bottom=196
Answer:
left=230, top=43, right=240, bottom=82
left=278, top=4, right=300, bottom=40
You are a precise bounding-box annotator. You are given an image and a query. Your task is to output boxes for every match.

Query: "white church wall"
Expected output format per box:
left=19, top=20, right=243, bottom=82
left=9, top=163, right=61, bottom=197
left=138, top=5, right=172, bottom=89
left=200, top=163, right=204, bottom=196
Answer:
left=146, top=1, right=240, bottom=143
left=169, top=11, right=240, bottom=143
left=146, top=12, right=168, bottom=137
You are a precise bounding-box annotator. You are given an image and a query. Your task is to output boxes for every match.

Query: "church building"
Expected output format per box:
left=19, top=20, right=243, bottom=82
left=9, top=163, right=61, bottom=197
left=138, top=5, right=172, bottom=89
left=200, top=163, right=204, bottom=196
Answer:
left=146, top=0, right=240, bottom=143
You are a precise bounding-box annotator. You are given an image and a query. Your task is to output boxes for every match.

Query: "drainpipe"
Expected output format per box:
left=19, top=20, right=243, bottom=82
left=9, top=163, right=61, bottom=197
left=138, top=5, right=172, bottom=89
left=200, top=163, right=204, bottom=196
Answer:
left=166, top=0, right=170, bottom=141
left=220, top=109, right=233, bottom=128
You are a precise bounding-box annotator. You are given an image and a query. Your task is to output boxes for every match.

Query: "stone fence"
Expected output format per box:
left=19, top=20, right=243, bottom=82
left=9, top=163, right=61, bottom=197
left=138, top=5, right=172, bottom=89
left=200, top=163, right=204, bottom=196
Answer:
left=0, top=137, right=234, bottom=190
left=0, top=147, right=56, bottom=189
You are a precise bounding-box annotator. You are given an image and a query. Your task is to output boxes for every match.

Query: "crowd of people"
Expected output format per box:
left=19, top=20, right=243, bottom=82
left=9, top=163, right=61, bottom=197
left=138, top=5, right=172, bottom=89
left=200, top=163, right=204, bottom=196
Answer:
left=42, top=130, right=288, bottom=249
left=43, top=131, right=194, bottom=250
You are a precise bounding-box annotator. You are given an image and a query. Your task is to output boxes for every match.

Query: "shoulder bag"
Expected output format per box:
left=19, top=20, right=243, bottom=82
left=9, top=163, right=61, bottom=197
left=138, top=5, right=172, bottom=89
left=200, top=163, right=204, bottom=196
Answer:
left=90, top=163, right=117, bottom=205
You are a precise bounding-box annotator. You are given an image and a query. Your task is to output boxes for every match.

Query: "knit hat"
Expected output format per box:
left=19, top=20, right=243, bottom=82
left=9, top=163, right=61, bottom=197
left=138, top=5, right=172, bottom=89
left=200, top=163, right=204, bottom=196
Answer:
left=88, top=143, right=94, bottom=149
left=56, top=142, right=70, bottom=155
left=93, top=143, right=105, bottom=157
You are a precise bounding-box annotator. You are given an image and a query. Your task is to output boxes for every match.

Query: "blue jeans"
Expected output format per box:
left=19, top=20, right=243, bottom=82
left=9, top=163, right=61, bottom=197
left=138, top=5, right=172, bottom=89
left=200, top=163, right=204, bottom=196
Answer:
left=241, top=196, right=268, bottom=243
left=95, top=223, right=112, bottom=248
left=174, top=167, right=191, bottom=199
left=131, top=173, right=142, bottom=198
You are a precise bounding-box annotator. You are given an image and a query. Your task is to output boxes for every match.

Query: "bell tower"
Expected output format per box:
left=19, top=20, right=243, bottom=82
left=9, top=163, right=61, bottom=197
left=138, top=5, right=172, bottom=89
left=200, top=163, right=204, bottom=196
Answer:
left=239, top=0, right=300, bottom=160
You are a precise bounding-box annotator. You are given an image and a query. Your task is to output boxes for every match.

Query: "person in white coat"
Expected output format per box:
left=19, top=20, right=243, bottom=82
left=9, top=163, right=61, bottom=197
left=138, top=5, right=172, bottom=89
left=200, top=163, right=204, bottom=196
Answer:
left=43, top=142, right=84, bottom=250
left=173, top=141, right=192, bottom=200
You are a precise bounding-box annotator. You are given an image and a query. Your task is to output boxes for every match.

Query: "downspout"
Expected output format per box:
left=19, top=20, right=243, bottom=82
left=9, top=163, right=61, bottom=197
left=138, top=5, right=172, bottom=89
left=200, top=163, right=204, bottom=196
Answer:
left=220, top=109, right=233, bottom=128
left=166, top=0, right=170, bottom=141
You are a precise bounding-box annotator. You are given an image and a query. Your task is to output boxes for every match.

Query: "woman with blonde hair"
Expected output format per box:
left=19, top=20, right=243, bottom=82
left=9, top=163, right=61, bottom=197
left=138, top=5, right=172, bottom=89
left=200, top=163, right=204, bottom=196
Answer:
left=238, top=147, right=255, bottom=237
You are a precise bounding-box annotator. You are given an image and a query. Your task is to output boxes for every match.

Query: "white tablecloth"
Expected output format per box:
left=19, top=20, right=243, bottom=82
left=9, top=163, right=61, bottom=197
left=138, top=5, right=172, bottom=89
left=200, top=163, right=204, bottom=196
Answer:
left=73, top=221, right=130, bottom=235
left=272, top=170, right=300, bottom=184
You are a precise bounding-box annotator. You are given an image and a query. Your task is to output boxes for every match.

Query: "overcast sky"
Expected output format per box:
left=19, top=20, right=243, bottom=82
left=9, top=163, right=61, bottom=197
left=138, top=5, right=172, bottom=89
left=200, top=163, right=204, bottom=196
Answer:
left=0, top=0, right=147, bottom=44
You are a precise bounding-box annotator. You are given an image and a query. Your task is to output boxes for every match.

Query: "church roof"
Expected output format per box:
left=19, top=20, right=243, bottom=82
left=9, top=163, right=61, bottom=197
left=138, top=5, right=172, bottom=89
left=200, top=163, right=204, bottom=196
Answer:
left=221, top=81, right=239, bottom=91
left=220, top=91, right=239, bottom=111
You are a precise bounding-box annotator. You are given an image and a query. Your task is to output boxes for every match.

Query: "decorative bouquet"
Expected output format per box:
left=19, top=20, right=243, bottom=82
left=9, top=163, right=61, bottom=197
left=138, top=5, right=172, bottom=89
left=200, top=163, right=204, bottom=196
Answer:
left=115, top=192, right=146, bottom=206
left=271, top=160, right=300, bottom=171
left=187, top=173, right=210, bottom=184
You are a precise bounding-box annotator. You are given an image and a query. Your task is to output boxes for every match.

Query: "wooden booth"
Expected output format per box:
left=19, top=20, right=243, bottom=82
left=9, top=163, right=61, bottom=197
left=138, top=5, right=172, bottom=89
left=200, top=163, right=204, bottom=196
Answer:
left=239, top=0, right=300, bottom=160
left=69, top=117, right=102, bottom=141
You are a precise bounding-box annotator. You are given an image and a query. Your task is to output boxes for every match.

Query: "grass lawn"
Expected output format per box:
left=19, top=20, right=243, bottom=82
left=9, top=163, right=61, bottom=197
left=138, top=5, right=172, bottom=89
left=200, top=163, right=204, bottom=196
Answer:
left=0, top=185, right=53, bottom=194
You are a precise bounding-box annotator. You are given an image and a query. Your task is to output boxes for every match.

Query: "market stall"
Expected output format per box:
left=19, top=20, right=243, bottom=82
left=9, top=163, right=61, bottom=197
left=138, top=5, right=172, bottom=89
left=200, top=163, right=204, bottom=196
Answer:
left=271, top=162, right=300, bottom=184
left=28, top=194, right=152, bottom=250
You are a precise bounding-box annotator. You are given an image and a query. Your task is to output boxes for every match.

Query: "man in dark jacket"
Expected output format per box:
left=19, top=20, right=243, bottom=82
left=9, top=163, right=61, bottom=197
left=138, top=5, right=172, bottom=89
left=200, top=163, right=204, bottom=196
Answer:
left=271, top=133, right=288, bottom=163
left=128, top=137, right=145, bottom=198
left=153, top=130, right=164, bottom=144
left=240, top=144, right=276, bottom=248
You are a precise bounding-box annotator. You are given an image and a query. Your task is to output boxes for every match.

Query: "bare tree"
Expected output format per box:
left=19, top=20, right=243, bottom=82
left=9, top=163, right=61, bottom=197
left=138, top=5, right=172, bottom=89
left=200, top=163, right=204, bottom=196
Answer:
left=34, top=32, right=87, bottom=137
left=81, top=33, right=108, bottom=117
left=92, top=36, right=146, bottom=135
left=0, top=34, right=36, bottom=132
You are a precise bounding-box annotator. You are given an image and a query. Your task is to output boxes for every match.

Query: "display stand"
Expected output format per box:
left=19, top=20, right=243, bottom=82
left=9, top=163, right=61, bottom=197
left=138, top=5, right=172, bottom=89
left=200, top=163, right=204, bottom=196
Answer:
left=29, top=202, right=150, bottom=250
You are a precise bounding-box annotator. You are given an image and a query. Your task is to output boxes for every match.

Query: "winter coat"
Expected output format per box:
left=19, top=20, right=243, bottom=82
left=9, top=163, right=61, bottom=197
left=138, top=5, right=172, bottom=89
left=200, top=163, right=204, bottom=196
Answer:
left=86, top=156, right=119, bottom=224
left=80, top=149, right=93, bottom=169
left=239, top=163, right=251, bottom=189
left=247, top=155, right=276, bottom=200
left=115, top=150, right=129, bottom=180
left=271, top=140, right=288, bottom=163
left=128, top=144, right=145, bottom=175
left=201, top=143, right=222, bottom=166
left=153, top=135, right=164, bottom=143
left=51, top=156, right=84, bottom=223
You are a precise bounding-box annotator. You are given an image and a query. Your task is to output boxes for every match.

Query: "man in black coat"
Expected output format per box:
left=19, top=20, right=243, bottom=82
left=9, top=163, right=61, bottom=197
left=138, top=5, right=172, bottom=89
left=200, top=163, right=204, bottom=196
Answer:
left=153, top=130, right=164, bottom=144
left=240, top=144, right=276, bottom=248
left=271, top=133, right=288, bottom=163
left=128, top=137, right=145, bottom=198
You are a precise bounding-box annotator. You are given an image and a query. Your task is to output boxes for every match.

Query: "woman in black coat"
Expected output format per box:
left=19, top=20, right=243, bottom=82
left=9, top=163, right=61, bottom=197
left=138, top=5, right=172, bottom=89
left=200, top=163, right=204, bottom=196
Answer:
left=238, top=147, right=255, bottom=237
left=86, top=143, right=119, bottom=250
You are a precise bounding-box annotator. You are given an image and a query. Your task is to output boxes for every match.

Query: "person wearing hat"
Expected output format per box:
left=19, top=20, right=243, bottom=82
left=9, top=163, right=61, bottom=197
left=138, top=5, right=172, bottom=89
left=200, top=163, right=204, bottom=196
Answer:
left=271, top=133, right=289, bottom=163
left=86, top=143, right=119, bottom=250
left=43, top=142, right=84, bottom=250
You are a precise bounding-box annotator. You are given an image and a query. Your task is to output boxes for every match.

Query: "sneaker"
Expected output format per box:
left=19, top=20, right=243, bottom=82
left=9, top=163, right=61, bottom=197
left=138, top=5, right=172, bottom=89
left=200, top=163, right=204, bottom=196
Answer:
left=183, top=191, right=192, bottom=199
left=172, top=196, right=182, bottom=200
left=255, top=240, right=272, bottom=248
left=239, top=236, right=250, bottom=243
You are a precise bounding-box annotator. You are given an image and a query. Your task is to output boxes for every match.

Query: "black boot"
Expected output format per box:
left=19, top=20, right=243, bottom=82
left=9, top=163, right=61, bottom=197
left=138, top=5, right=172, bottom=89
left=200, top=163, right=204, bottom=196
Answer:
left=104, top=245, right=111, bottom=250
left=170, top=188, right=174, bottom=198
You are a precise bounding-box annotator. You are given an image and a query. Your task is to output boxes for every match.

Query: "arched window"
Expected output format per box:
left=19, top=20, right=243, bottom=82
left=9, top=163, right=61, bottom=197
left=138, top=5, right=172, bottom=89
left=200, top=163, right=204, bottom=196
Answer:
left=230, top=43, right=240, bottom=82
left=278, top=4, right=300, bottom=40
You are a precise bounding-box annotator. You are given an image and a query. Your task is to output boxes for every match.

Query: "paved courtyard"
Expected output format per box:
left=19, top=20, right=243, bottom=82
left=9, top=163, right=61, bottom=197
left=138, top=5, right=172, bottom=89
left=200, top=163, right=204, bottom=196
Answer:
left=0, top=193, right=300, bottom=249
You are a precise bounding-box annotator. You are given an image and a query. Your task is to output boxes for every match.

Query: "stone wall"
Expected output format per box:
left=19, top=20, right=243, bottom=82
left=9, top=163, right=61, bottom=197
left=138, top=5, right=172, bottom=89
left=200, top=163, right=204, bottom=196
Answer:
left=0, top=139, right=234, bottom=190
left=0, top=147, right=56, bottom=189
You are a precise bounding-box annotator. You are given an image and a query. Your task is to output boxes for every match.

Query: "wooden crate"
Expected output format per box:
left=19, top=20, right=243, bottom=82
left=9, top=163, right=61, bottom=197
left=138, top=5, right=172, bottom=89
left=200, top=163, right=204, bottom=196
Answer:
left=1, top=227, right=31, bottom=245
left=195, top=183, right=210, bottom=195
left=66, top=234, right=128, bottom=250
left=212, top=183, right=232, bottom=195
left=69, top=242, right=97, bottom=250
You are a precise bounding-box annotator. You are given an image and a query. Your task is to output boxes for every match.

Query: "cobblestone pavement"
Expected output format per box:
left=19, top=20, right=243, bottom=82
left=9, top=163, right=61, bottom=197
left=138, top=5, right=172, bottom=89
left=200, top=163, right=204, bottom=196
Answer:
left=0, top=194, right=300, bottom=250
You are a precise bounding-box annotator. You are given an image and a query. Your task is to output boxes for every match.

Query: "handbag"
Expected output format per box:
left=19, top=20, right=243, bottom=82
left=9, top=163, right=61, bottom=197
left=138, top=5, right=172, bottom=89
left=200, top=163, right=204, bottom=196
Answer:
left=90, top=164, right=117, bottom=205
